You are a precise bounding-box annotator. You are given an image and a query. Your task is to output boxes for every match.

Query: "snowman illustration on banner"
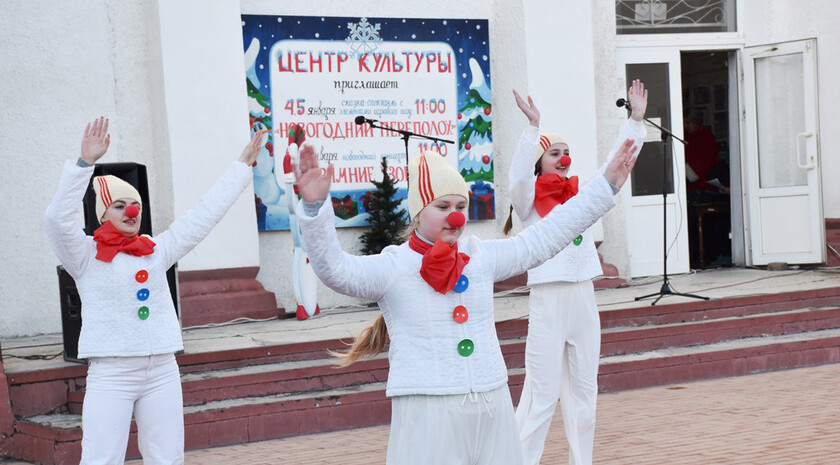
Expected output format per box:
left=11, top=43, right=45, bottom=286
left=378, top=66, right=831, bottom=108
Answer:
left=244, top=37, right=320, bottom=320
left=276, top=125, right=321, bottom=320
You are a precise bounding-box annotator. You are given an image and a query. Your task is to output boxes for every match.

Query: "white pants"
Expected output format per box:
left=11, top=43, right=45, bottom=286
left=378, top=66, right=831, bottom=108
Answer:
left=387, top=384, right=523, bottom=465
left=515, top=280, right=600, bottom=465
left=81, top=353, right=184, bottom=465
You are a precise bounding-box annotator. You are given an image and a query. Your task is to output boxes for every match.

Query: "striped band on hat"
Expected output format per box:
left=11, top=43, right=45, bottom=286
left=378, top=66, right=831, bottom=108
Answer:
left=539, top=135, right=553, bottom=153
left=96, top=177, right=113, bottom=210
left=535, top=133, right=570, bottom=164
left=407, top=150, right=469, bottom=219
left=417, top=153, right=435, bottom=206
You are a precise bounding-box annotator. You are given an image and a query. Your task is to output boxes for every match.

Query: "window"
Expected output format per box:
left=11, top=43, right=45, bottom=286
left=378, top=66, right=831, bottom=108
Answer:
left=626, top=63, right=674, bottom=197
left=616, top=0, right=737, bottom=35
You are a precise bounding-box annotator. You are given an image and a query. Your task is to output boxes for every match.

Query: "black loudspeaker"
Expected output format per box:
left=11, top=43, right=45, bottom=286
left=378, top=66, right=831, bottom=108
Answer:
left=57, top=265, right=83, bottom=361
left=58, top=162, right=179, bottom=363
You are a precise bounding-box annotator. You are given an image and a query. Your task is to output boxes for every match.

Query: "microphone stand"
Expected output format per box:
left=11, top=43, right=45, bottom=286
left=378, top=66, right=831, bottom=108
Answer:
left=630, top=112, right=709, bottom=305
left=360, top=119, right=454, bottom=189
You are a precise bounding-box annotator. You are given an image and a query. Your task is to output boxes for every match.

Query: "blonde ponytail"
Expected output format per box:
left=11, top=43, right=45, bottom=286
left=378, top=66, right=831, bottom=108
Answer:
left=332, top=219, right=424, bottom=366
left=331, top=314, right=389, bottom=367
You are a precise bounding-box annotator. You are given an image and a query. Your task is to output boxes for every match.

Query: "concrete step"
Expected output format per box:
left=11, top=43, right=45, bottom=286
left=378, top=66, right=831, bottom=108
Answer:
left=10, top=286, right=840, bottom=384
left=11, top=382, right=390, bottom=465
left=594, top=328, right=840, bottom=392
left=13, top=328, right=840, bottom=465
left=7, top=339, right=357, bottom=418
left=8, top=286, right=840, bottom=464
left=179, top=290, right=282, bottom=328
left=61, top=306, right=840, bottom=414
left=600, top=306, right=840, bottom=356
left=501, top=305, right=840, bottom=368
left=494, top=286, right=840, bottom=341
left=66, top=356, right=390, bottom=413
left=21, top=300, right=840, bottom=418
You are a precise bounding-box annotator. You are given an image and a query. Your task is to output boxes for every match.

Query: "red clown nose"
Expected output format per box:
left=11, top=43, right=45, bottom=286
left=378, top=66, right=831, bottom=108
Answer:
left=560, top=155, right=572, bottom=168
left=447, top=211, right=466, bottom=228
left=125, top=205, right=140, bottom=218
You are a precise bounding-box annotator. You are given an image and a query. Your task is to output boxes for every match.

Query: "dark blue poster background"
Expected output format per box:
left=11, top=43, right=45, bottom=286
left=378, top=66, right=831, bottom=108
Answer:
left=242, top=15, right=494, bottom=230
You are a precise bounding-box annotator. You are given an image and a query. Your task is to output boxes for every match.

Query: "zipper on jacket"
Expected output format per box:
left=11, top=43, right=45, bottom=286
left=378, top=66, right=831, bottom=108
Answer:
left=462, top=295, right=475, bottom=392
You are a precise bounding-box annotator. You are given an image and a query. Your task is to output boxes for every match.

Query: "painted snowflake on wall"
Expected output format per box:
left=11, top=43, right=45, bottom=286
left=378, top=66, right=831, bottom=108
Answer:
left=346, top=17, right=382, bottom=58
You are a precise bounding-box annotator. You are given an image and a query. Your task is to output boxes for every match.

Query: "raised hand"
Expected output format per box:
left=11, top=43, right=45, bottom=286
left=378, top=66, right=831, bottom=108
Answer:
left=294, top=143, right=334, bottom=203
left=239, top=130, right=268, bottom=166
left=512, top=89, right=540, bottom=127
left=603, top=138, right=639, bottom=190
left=628, top=79, right=648, bottom=122
left=81, top=117, right=110, bottom=165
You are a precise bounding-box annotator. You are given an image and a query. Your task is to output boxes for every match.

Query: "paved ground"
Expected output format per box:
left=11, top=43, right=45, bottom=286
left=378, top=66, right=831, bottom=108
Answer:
left=124, top=363, right=840, bottom=464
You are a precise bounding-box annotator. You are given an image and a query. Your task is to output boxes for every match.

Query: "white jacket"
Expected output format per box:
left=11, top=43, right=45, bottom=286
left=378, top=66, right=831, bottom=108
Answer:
left=297, top=175, right=617, bottom=397
left=508, top=121, right=647, bottom=285
left=44, top=160, right=252, bottom=358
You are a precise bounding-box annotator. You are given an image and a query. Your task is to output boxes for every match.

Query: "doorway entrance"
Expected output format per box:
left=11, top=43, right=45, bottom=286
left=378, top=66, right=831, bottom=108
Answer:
left=680, top=51, right=734, bottom=269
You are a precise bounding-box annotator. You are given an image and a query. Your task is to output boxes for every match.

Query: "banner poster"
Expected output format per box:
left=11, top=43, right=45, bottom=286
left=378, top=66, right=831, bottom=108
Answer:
left=241, top=15, right=494, bottom=230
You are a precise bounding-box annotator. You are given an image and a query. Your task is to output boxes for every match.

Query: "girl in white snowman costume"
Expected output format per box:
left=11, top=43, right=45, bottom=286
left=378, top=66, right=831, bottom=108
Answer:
left=507, top=80, right=649, bottom=465
left=293, top=133, right=639, bottom=464
left=45, top=117, right=265, bottom=464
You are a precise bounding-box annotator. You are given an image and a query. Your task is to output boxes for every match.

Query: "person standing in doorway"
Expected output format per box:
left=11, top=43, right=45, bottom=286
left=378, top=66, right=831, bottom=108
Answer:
left=683, top=108, right=720, bottom=194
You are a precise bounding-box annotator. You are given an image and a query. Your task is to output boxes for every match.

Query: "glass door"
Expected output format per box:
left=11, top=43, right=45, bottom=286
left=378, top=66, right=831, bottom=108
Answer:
left=616, top=48, right=691, bottom=277
left=742, top=39, right=824, bottom=265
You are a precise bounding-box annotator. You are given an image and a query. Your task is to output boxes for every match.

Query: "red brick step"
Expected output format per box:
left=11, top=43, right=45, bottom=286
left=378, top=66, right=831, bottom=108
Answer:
left=12, top=328, right=840, bottom=465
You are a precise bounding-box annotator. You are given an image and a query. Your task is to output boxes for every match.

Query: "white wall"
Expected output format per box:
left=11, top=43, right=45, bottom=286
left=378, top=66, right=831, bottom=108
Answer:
left=522, top=0, right=629, bottom=276
left=241, top=0, right=529, bottom=311
left=589, top=0, right=628, bottom=275
left=0, top=0, right=262, bottom=337
left=157, top=0, right=261, bottom=271
left=740, top=0, right=840, bottom=219
left=522, top=0, right=602, bottom=238
left=0, top=0, right=173, bottom=337
left=524, top=0, right=627, bottom=275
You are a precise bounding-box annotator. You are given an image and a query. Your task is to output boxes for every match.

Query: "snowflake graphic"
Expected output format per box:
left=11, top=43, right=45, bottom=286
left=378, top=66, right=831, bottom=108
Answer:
left=345, top=17, right=383, bottom=58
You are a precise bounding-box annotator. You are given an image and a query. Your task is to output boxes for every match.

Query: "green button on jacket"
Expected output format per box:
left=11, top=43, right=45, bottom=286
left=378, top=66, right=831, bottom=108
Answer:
left=457, top=339, right=474, bottom=357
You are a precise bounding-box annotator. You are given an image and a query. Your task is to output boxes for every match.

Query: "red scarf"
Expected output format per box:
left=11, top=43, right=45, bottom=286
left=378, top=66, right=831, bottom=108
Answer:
left=534, top=174, right=580, bottom=217
left=93, top=221, right=156, bottom=262
left=408, top=233, right=471, bottom=294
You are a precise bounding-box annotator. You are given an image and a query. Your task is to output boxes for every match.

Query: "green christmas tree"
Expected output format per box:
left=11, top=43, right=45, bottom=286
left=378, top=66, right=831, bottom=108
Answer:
left=360, top=157, right=408, bottom=255
left=247, top=79, right=273, bottom=131
left=458, top=88, right=493, bottom=182
left=458, top=89, right=491, bottom=150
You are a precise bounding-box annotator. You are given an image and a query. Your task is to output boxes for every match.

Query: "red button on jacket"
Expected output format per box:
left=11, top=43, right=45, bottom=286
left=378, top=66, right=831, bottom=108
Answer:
left=453, top=305, right=469, bottom=324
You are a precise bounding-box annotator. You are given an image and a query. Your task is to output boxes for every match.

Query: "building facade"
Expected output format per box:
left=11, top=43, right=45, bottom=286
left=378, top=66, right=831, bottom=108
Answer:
left=1, top=0, right=838, bottom=337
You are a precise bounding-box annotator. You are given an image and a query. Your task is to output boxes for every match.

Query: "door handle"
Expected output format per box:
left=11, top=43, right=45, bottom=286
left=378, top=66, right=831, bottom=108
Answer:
left=796, top=132, right=815, bottom=170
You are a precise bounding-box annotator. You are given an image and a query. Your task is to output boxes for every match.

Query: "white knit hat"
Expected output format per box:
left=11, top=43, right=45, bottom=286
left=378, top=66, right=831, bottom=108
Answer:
left=407, top=151, right=469, bottom=219
left=93, top=175, right=142, bottom=223
left=536, top=133, right=570, bottom=163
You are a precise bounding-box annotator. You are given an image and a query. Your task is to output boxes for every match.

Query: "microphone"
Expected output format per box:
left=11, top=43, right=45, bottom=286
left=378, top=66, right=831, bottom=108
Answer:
left=616, top=98, right=631, bottom=110
left=354, top=115, right=377, bottom=125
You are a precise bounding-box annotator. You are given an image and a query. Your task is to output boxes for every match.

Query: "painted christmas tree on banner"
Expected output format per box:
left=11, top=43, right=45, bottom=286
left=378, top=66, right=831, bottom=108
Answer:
left=459, top=58, right=495, bottom=219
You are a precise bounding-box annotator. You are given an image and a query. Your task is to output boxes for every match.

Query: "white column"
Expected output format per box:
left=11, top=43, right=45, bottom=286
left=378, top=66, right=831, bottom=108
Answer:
left=522, top=0, right=603, bottom=240
left=157, top=0, right=260, bottom=271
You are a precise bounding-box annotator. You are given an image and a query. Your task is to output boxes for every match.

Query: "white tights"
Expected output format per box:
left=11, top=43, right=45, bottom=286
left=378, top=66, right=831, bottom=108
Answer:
left=80, top=353, right=184, bottom=464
